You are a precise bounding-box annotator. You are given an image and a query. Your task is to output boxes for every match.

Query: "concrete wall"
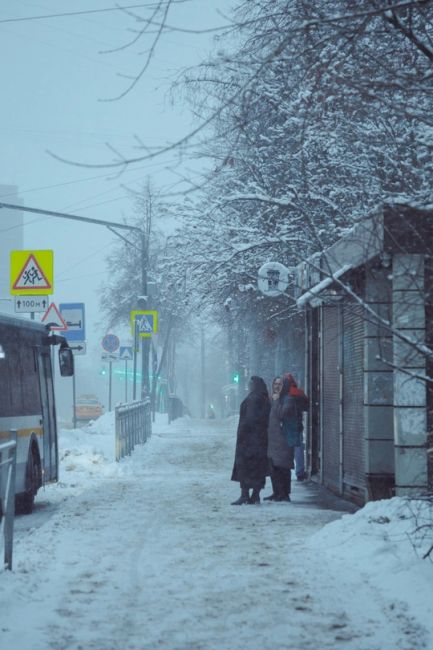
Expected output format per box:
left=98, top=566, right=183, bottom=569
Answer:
left=363, top=264, right=395, bottom=499
left=392, top=254, right=428, bottom=495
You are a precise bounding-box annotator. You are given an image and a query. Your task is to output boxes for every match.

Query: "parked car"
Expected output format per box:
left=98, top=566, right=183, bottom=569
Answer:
left=75, top=394, right=104, bottom=423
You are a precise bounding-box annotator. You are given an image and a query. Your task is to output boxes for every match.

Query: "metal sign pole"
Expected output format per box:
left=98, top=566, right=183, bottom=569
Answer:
left=109, top=361, right=113, bottom=411
left=133, top=319, right=138, bottom=401
left=125, top=359, right=128, bottom=403
left=72, top=371, right=77, bottom=428
left=51, top=343, right=55, bottom=383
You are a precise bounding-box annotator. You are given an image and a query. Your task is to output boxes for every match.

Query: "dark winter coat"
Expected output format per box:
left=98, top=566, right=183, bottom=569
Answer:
left=267, top=398, right=295, bottom=470
left=231, top=378, right=271, bottom=488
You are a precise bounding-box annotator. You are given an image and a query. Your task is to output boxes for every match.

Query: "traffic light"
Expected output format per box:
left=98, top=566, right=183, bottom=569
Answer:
left=232, top=372, right=240, bottom=384
left=100, top=367, right=107, bottom=376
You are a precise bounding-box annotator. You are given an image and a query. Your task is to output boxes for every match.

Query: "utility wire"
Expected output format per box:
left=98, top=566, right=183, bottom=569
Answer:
left=0, top=2, right=186, bottom=25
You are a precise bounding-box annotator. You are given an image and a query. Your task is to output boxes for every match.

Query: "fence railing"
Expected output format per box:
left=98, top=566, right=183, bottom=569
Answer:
left=0, top=434, right=17, bottom=571
left=115, top=399, right=151, bottom=461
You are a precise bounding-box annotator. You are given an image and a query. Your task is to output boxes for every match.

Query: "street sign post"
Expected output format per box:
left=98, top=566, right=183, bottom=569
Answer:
left=129, top=310, right=158, bottom=338
left=133, top=320, right=138, bottom=400
left=70, top=342, right=86, bottom=356
left=101, top=351, right=118, bottom=411
left=41, top=303, right=68, bottom=331
left=101, top=352, right=119, bottom=362
left=119, top=346, right=133, bottom=361
left=14, top=295, right=48, bottom=314
left=10, top=250, right=54, bottom=295
left=119, top=346, right=133, bottom=402
left=59, top=303, right=85, bottom=341
left=102, top=334, right=120, bottom=353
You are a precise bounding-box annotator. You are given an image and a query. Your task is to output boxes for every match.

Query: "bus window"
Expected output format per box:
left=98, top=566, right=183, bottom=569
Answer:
left=20, top=343, right=41, bottom=415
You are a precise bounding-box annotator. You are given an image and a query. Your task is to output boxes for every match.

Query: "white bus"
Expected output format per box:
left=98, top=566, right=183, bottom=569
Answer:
left=0, top=313, right=73, bottom=513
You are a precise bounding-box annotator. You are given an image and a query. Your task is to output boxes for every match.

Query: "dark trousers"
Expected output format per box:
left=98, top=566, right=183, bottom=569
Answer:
left=269, top=463, right=291, bottom=498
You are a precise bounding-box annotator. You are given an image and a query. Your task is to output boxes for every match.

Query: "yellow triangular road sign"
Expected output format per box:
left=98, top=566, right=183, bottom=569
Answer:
left=10, top=250, right=53, bottom=295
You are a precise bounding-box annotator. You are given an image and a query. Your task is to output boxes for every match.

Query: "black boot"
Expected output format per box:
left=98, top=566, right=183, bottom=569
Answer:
left=249, top=488, right=261, bottom=504
left=231, top=487, right=250, bottom=505
left=263, top=493, right=277, bottom=501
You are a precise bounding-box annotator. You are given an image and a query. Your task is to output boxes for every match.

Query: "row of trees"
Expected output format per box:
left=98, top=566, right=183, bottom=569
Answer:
left=101, top=0, right=433, bottom=405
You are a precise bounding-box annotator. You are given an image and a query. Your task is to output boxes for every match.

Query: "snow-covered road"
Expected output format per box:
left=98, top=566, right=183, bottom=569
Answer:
left=1, top=415, right=432, bottom=649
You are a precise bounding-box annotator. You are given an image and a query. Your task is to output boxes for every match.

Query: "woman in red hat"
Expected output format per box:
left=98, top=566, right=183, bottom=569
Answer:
left=264, top=373, right=308, bottom=501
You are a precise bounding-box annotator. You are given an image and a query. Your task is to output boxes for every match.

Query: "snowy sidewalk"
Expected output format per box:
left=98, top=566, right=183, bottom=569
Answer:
left=1, top=415, right=432, bottom=650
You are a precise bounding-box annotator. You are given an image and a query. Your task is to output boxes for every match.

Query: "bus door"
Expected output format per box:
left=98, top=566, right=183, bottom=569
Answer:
left=37, top=350, right=58, bottom=482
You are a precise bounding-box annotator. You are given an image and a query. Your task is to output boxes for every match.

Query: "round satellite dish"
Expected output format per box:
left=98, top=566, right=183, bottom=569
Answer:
left=257, top=262, right=289, bottom=297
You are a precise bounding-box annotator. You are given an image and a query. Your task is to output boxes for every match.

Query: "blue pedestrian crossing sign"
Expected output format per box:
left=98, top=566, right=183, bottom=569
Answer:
left=119, top=345, right=133, bottom=361
left=130, top=310, right=158, bottom=338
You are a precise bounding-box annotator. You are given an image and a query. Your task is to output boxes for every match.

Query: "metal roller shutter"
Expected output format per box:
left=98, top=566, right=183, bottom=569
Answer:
left=342, top=304, right=365, bottom=493
left=322, top=305, right=341, bottom=493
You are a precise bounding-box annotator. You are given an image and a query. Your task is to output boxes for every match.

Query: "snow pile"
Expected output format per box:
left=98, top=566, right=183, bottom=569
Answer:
left=58, top=411, right=116, bottom=480
left=308, top=496, right=433, bottom=628
left=57, top=411, right=172, bottom=488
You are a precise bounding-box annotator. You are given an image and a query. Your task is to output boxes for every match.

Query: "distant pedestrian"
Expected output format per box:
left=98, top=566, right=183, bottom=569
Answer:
left=284, top=373, right=309, bottom=482
left=231, top=376, right=270, bottom=505
left=264, top=376, right=294, bottom=502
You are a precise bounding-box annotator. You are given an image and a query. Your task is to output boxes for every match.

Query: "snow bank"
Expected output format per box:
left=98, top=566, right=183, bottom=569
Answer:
left=58, top=411, right=117, bottom=481
left=308, top=496, right=433, bottom=630
left=57, top=411, right=174, bottom=489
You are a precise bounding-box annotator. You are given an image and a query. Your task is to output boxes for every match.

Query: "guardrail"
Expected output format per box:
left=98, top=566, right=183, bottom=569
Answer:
left=0, top=434, right=17, bottom=571
left=115, top=399, right=151, bottom=461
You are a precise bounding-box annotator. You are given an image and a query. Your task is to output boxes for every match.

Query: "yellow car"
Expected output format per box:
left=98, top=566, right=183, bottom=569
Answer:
left=75, top=394, right=104, bottom=423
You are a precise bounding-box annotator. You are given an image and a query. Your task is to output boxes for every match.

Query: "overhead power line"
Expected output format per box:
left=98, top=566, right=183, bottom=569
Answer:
left=0, top=2, right=184, bottom=25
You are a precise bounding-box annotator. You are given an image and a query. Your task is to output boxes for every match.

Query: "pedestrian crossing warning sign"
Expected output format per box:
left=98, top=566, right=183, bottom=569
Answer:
left=130, top=310, right=158, bottom=338
left=10, top=250, right=54, bottom=295
left=41, top=302, right=68, bottom=331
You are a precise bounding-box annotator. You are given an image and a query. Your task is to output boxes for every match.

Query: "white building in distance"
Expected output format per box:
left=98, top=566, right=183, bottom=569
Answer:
left=0, top=185, right=23, bottom=314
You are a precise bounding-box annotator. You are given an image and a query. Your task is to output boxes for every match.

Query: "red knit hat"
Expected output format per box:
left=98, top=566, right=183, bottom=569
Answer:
left=283, top=373, right=305, bottom=397
left=283, top=373, right=297, bottom=387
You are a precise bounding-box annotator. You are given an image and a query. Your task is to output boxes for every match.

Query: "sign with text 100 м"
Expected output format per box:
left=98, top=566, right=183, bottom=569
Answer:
left=14, top=295, right=48, bottom=314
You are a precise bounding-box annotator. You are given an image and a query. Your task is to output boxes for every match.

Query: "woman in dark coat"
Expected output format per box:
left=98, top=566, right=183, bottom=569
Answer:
left=231, top=376, right=271, bottom=505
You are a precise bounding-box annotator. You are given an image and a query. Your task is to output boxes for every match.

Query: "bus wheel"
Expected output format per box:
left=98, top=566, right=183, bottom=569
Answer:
left=16, top=448, right=39, bottom=514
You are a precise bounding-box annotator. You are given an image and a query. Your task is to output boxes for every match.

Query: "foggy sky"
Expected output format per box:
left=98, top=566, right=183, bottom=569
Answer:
left=0, top=0, right=231, bottom=365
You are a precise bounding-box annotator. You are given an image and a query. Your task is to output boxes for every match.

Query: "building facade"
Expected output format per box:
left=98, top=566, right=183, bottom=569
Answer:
left=296, top=204, right=433, bottom=504
left=0, top=186, right=23, bottom=314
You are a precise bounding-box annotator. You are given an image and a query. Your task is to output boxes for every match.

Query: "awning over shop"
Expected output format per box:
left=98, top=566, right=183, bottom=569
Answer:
left=296, top=264, right=352, bottom=307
